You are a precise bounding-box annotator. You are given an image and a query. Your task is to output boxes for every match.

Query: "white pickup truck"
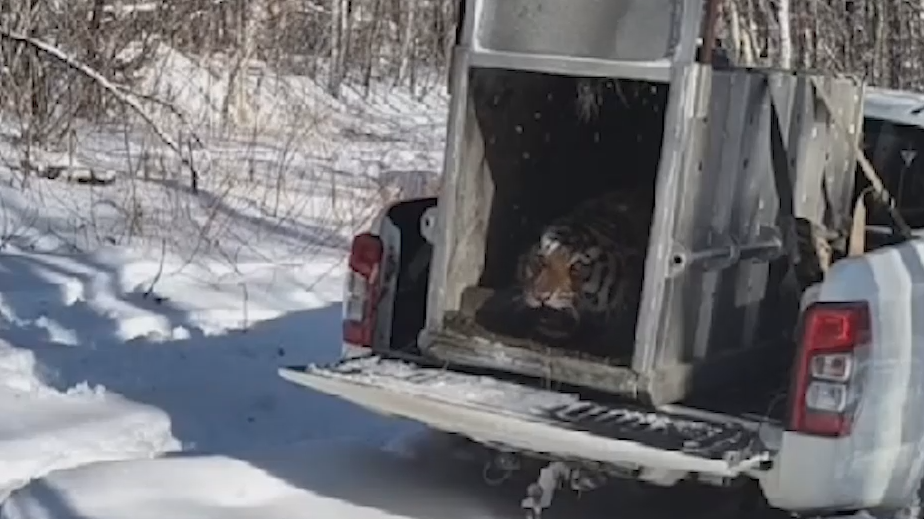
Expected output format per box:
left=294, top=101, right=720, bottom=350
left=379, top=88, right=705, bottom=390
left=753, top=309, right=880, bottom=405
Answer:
left=280, top=1, right=924, bottom=517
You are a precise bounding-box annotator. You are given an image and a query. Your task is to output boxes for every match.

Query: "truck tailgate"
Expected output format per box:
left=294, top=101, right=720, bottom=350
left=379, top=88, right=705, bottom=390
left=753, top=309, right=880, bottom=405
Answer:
left=279, top=355, right=772, bottom=478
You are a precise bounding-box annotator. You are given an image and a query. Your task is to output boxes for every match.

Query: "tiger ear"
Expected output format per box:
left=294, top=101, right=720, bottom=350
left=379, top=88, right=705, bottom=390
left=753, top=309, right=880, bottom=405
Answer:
left=539, top=233, right=560, bottom=255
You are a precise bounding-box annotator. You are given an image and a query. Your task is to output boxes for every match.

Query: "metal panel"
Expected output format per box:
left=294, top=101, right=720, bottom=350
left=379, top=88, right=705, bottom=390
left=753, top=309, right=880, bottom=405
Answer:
left=634, top=67, right=865, bottom=403
left=457, top=0, right=705, bottom=81
left=424, top=48, right=487, bottom=334
left=474, top=0, right=682, bottom=62
left=279, top=356, right=772, bottom=478
left=466, top=50, right=673, bottom=83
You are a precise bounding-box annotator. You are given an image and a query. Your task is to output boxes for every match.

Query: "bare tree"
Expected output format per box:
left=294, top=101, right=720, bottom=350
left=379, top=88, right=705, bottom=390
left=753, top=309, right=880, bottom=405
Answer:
left=717, top=0, right=924, bottom=91
left=396, top=0, right=418, bottom=89
left=776, top=0, right=792, bottom=68
left=327, top=0, right=350, bottom=96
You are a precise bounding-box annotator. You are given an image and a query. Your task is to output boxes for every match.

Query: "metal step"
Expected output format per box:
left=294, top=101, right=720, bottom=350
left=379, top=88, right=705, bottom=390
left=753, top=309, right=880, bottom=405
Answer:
left=279, top=355, right=773, bottom=478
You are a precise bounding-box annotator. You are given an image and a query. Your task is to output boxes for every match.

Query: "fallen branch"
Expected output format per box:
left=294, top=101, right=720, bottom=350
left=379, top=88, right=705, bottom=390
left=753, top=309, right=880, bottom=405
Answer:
left=0, top=28, right=201, bottom=190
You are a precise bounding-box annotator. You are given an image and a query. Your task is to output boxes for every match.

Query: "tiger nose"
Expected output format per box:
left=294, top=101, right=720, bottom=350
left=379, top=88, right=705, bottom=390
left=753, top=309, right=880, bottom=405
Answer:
left=535, top=290, right=553, bottom=303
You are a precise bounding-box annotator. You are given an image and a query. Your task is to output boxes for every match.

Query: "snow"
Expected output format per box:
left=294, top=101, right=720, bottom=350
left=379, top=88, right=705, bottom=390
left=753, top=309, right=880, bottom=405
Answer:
left=0, top=439, right=524, bottom=519
left=0, top=42, right=531, bottom=519
left=0, top=384, right=176, bottom=503
left=0, top=245, right=416, bottom=498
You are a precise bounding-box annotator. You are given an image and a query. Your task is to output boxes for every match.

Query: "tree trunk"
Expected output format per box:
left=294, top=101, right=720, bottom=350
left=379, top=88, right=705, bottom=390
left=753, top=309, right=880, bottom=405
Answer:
left=223, top=0, right=261, bottom=131
left=776, top=0, right=792, bottom=68
left=328, top=0, right=346, bottom=97
left=396, top=0, right=418, bottom=88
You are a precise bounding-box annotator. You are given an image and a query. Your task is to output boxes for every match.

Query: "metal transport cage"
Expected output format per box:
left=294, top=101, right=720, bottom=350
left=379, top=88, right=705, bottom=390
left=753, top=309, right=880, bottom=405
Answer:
left=420, top=0, right=866, bottom=405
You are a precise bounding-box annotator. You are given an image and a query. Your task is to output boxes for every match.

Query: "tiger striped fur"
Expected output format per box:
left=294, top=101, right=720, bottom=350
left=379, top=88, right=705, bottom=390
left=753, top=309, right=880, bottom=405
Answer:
left=515, top=189, right=652, bottom=340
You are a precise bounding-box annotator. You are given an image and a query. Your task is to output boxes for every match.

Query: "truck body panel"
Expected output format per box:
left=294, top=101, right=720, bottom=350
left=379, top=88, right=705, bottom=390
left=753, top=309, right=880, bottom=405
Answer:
left=758, top=238, right=924, bottom=513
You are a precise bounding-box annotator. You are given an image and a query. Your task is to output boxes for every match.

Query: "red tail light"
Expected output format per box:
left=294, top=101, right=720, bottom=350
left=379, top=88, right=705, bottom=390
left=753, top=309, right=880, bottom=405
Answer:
left=789, top=302, right=871, bottom=437
left=343, top=233, right=383, bottom=348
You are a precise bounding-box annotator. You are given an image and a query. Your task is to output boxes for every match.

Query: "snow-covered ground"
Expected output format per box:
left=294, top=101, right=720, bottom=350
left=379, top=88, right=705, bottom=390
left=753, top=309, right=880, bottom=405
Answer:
left=0, top=245, right=415, bottom=496
left=1, top=437, right=521, bottom=519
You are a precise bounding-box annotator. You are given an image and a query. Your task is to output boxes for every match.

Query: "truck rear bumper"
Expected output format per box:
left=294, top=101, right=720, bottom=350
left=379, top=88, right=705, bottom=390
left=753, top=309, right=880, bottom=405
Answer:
left=279, top=355, right=773, bottom=480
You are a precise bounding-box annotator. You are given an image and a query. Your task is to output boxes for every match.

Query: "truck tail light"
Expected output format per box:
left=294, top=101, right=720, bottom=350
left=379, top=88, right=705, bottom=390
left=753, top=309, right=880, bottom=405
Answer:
left=343, top=233, right=383, bottom=348
left=789, top=301, right=871, bottom=437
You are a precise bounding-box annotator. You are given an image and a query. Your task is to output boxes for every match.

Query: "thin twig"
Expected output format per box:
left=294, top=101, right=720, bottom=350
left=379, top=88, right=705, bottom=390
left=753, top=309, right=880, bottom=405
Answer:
left=144, top=238, right=168, bottom=298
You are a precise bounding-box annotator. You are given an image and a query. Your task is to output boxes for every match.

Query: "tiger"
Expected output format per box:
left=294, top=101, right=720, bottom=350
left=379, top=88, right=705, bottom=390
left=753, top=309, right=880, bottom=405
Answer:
left=514, top=188, right=653, bottom=342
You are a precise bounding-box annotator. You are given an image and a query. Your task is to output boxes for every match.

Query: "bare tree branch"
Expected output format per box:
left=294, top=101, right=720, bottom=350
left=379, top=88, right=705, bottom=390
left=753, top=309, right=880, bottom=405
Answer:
left=0, top=27, right=201, bottom=184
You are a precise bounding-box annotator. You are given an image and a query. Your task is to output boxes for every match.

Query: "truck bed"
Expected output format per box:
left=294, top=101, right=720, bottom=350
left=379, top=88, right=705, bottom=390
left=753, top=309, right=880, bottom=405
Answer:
left=279, top=355, right=775, bottom=479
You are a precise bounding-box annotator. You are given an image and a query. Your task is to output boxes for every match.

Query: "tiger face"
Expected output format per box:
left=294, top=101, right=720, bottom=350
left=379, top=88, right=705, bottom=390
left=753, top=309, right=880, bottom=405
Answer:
left=517, top=229, right=603, bottom=319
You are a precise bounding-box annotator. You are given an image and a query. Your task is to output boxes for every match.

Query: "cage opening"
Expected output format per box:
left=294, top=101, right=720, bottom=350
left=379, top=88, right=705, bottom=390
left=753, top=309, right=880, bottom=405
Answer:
left=442, top=67, right=670, bottom=363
